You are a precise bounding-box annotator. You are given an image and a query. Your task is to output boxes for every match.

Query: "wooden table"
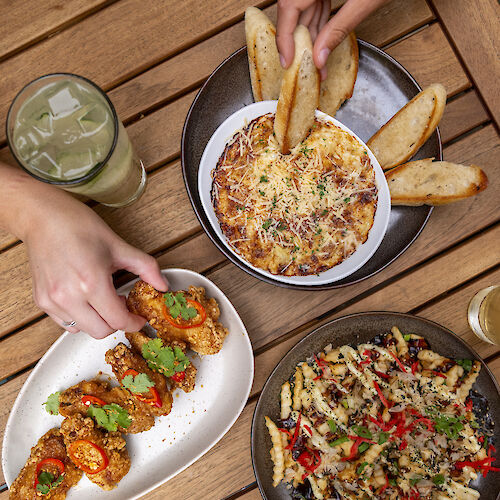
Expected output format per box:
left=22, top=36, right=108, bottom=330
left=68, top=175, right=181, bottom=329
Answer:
left=0, top=0, right=498, bottom=498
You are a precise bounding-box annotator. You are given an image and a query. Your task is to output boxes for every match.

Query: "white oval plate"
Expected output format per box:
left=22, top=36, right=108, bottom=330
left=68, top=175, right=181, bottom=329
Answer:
left=2, top=268, right=254, bottom=499
left=198, top=100, right=391, bottom=286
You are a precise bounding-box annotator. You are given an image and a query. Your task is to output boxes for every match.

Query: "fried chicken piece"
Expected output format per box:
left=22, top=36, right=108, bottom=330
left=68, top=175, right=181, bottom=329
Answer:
left=126, top=331, right=197, bottom=393
left=60, top=415, right=129, bottom=491
left=126, top=281, right=229, bottom=355
left=10, top=428, right=82, bottom=499
left=59, top=379, right=155, bottom=433
left=105, top=343, right=173, bottom=417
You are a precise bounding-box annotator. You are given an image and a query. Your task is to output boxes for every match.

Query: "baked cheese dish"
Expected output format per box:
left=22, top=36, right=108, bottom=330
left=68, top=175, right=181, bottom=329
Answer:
left=211, top=113, right=378, bottom=276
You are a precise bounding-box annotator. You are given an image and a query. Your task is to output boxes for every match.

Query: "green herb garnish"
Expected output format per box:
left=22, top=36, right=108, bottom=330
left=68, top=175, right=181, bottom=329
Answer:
left=356, top=462, right=368, bottom=474
left=378, top=432, right=389, bottom=444
left=262, top=219, right=272, bottom=230
left=36, top=471, right=64, bottom=495
left=43, top=392, right=60, bottom=415
left=344, top=197, right=350, bottom=203
left=329, top=436, right=349, bottom=447
left=342, top=400, right=349, bottom=409
left=410, top=475, right=423, bottom=486
left=433, top=414, right=465, bottom=440
left=121, top=372, right=155, bottom=394
left=432, top=474, right=445, bottom=485
left=352, top=425, right=372, bottom=439
left=87, top=403, right=131, bottom=432
left=456, top=359, right=473, bottom=372
left=142, top=339, right=190, bottom=377
left=260, top=175, right=268, bottom=183
left=358, top=442, right=371, bottom=454
left=403, top=334, right=411, bottom=341
left=327, top=419, right=337, bottom=433
left=164, top=292, right=197, bottom=321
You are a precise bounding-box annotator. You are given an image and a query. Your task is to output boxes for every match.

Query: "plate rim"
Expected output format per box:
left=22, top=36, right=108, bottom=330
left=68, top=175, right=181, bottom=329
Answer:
left=181, top=40, right=440, bottom=290
left=250, top=311, right=500, bottom=500
left=2, top=268, right=255, bottom=499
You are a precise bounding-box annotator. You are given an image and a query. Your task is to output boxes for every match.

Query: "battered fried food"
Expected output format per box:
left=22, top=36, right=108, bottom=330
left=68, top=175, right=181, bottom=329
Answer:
left=126, top=331, right=197, bottom=393
left=126, top=281, right=229, bottom=355
left=60, top=414, right=130, bottom=491
left=10, top=428, right=82, bottom=499
left=105, top=343, right=173, bottom=417
left=59, top=379, right=155, bottom=433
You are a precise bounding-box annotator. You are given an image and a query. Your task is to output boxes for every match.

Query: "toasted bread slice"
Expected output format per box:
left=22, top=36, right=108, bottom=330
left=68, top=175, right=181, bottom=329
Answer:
left=274, top=25, right=320, bottom=154
left=319, top=32, right=358, bottom=117
left=245, top=7, right=284, bottom=102
left=385, top=158, right=488, bottom=206
left=367, top=84, right=447, bottom=170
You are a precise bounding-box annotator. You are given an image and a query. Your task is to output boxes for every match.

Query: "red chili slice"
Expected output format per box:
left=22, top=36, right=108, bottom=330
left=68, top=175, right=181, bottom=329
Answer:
left=162, top=298, right=206, bottom=329
left=171, top=371, right=186, bottom=383
left=432, top=370, right=447, bottom=378
left=373, top=380, right=390, bottom=408
left=81, top=395, right=107, bottom=407
left=68, top=440, right=109, bottom=474
left=341, top=438, right=361, bottom=462
left=374, top=370, right=390, bottom=380
left=34, top=458, right=65, bottom=490
left=411, top=361, right=419, bottom=375
left=285, top=413, right=301, bottom=450
left=122, top=369, right=162, bottom=408
left=389, top=349, right=408, bottom=372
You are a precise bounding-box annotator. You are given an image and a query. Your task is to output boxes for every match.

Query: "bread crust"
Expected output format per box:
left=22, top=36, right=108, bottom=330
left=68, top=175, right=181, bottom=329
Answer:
left=245, top=7, right=283, bottom=102
left=319, top=32, right=358, bottom=117
left=385, top=159, right=488, bottom=206
left=367, top=84, right=447, bottom=170
left=274, top=25, right=319, bottom=154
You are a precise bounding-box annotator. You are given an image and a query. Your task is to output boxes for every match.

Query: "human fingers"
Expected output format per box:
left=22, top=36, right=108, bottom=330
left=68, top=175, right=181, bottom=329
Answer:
left=88, top=275, right=146, bottom=333
left=47, top=312, right=80, bottom=334
left=68, top=301, right=117, bottom=339
left=298, top=1, right=319, bottom=28
left=114, top=243, right=168, bottom=292
left=308, top=0, right=324, bottom=41
left=314, top=0, right=388, bottom=73
left=276, top=1, right=303, bottom=68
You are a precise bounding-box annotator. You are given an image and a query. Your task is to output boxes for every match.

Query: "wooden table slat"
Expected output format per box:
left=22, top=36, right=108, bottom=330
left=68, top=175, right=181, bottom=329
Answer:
left=430, top=0, right=500, bottom=127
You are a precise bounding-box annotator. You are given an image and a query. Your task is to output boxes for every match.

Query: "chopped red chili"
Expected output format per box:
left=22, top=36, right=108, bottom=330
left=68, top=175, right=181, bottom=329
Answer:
left=373, top=380, right=389, bottom=408
left=285, top=413, right=301, bottom=450
left=389, top=350, right=408, bottom=372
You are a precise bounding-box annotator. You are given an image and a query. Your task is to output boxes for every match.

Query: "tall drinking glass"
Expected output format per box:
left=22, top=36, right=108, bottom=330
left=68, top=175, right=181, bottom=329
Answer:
left=468, top=285, right=500, bottom=345
left=6, top=73, right=146, bottom=207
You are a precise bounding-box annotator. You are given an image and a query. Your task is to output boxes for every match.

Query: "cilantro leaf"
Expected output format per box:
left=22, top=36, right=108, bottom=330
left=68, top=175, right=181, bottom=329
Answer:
left=142, top=339, right=190, bottom=377
left=163, top=292, right=198, bottom=321
left=433, top=414, right=465, bottom=440
left=38, top=471, right=54, bottom=484
left=43, top=392, right=60, bottom=415
left=36, top=470, right=65, bottom=495
left=260, top=175, right=268, bottom=183
left=456, top=359, right=473, bottom=372
left=88, top=403, right=131, bottom=432
left=432, top=474, right=445, bottom=485
left=122, top=372, right=155, bottom=394
left=356, top=462, right=368, bottom=474
left=36, top=484, right=50, bottom=494
left=378, top=432, right=389, bottom=445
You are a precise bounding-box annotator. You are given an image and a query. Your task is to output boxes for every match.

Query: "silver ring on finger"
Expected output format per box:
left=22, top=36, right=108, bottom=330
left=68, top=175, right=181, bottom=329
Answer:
left=62, top=320, right=77, bottom=328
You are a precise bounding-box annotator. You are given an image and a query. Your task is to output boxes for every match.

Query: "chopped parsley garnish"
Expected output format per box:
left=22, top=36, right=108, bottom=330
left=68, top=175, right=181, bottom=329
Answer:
left=327, top=419, right=337, bottom=433
left=456, top=359, right=473, bottom=372
left=432, top=413, right=465, bottom=440
left=87, top=403, right=131, bottom=432
left=329, top=436, right=349, bottom=447
left=43, top=392, right=60, bottom=415
left=388, top=478, right=397, bottom=487
left=259, top=190, right=266, bottom=196
left=432, top=474, right=445, bottom=485
left=260, top=175, right=268, bottom=183
left=344, top=197, right=351, bottom=203
left=142, top=338, right=190, bottom=377
left=36, top=471, right=64, bottom=495
left=121, top=372, right=155, bottom=394
left=321, top=209, right=328, bottom=216
left=262, top=219, right=272, bottom=230
left=299, top=145, right=312, bottom=157
left=164, top=292, right=197, bottom=321
left=272, top=195, right=277, bottom=208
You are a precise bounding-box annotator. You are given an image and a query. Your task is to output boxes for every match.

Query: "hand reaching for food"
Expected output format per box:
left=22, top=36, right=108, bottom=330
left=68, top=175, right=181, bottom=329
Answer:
left=0, top=162, right=168, bottom=339
left=276, top=0, right=388, bottom=79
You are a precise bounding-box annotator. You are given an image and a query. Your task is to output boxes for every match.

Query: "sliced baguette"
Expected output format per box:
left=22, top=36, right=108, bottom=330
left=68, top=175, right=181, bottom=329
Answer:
left=367, top=83, right=447, bottom=170
left=385, top=158, right=488, bottom=206
left=319, top=32, right=358, bottom=117
left=274, top=25, right=320, bottom=154
left=245, top=7, right=284, bottom=102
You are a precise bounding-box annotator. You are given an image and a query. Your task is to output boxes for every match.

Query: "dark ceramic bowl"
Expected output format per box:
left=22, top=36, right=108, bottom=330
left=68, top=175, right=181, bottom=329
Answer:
left=182, top=41, right=441, bottom=289
left=251, top=312, right=500, bottom=500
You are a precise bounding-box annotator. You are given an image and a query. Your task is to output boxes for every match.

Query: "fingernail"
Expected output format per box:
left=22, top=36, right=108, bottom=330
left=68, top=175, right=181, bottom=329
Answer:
left=279, top=54, right=286, bottom=68
left=318, top=48, right=330, bottom=67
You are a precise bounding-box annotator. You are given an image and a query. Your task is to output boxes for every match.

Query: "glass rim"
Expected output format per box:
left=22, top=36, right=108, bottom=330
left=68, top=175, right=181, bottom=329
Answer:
left=6, top=72, right=119, bottom=186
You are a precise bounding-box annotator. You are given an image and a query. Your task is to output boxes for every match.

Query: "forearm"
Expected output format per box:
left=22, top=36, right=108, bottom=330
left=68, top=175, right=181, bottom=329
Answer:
left=0, top=161, right=70, bottom=241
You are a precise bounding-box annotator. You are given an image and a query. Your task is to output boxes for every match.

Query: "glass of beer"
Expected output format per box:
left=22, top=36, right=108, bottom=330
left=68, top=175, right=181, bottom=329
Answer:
left=468, top=285, right=500, bottom=345
left=6, top=73, right=146, bottom=207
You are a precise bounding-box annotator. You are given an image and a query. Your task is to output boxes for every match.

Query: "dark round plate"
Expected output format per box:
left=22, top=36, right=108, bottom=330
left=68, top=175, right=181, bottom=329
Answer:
left=181, top=41, right=441, bottom=290
left=251, top=312, right=500, bottom=500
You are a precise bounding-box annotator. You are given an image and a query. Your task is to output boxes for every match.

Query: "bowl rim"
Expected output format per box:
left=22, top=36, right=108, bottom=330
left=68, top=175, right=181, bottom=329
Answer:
left=181, top=40, right=440, bottom=290
left=197, top=100, right=391, bottom=286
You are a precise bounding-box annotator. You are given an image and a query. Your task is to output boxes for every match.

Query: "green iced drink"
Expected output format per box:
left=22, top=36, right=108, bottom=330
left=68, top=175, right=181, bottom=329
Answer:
left=7, top=74, right=145, bottom=207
